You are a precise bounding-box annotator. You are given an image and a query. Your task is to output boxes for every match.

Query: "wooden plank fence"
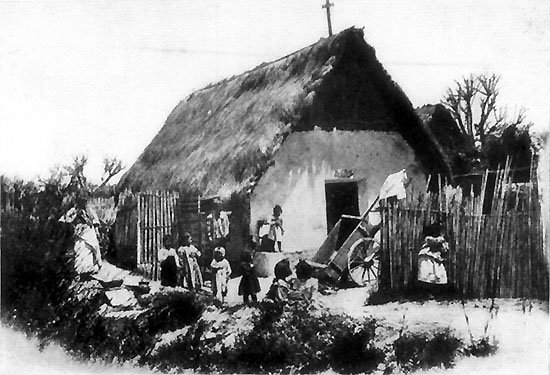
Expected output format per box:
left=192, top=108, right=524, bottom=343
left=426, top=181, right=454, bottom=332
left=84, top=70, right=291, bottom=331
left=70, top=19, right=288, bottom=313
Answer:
left=136, top=191, right=180, bottom=279
left=113, top=190, right=139, bottom=269
left=380, top=163, right=549, bottom=299
left=113, top=190, right=203, bottom=279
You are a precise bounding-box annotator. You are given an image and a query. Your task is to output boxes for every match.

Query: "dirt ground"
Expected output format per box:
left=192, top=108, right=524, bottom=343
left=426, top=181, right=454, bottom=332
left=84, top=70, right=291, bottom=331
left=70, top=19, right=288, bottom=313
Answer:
left=2, top=274, right=548, bottom=375
left=318, top=288, right=549, bottom=375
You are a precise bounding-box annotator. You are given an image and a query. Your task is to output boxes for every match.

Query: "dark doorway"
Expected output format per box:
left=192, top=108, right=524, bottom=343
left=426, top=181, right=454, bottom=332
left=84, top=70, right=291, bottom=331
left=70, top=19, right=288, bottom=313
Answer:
left=325, top=181, right=360, bottom=233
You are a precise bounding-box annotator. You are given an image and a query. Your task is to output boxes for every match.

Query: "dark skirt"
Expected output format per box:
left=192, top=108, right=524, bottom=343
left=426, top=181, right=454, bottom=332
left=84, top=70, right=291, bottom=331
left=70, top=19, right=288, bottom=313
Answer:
left=239, top=271, right=261, bottom=296
left=160, top=256, right=178, bottom=287
left=259, top=236, right=275, bottom=252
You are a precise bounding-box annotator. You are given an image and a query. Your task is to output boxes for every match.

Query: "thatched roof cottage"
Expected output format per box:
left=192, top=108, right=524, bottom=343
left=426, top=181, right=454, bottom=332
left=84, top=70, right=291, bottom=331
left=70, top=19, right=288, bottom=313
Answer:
left=119, top=27, right=450, bottom=261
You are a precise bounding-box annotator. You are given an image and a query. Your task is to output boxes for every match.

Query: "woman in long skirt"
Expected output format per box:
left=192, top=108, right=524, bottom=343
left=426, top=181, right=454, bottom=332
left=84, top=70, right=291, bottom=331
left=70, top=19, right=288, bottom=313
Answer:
left=178, top=232, right=203, bottom=290
left=159, top=235, right=179, bottom=287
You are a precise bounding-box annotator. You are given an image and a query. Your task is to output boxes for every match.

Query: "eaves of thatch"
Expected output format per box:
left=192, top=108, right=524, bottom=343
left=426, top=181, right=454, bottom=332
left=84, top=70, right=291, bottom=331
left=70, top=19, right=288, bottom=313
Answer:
left=416, top=104, right=467, bottom=153
left=118, top=27, right=451, bottom=196
left=417, top=104, right=473, bottom=176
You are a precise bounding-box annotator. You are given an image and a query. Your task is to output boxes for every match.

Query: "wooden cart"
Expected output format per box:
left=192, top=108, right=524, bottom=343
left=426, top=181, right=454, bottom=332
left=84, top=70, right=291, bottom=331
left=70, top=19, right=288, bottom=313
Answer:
left=311, top=200, right=381, bottom=286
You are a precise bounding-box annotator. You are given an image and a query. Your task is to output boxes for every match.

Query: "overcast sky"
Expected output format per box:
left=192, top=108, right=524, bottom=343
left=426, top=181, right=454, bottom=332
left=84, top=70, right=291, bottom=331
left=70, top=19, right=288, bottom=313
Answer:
left=1, top=0, right=549, bottom=183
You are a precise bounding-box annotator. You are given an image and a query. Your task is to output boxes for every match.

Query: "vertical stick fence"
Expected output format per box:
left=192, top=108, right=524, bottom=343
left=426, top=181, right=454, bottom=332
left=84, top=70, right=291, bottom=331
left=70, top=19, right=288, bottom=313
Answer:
left=380, top=165, right=548, bottom=300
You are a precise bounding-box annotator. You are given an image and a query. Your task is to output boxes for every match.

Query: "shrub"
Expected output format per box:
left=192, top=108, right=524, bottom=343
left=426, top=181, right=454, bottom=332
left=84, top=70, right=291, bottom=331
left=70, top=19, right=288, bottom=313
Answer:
left=464, top=337, right=498, bottom=357
left=144, top=289, right=213, bottom=335
left=150, top=298, right=384, bottom=374
left=329, top=319, right=385, bottom=373
left=233, top=299, right=384, bottom=373
left=393, top=328, right=462, bottom=372
left=1, top=182, right=76, bottom=338
left=1, top=178, right=216, bottom=365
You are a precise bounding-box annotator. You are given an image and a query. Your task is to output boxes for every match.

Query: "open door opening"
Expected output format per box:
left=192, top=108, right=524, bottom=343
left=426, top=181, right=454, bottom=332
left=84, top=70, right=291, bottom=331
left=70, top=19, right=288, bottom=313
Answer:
left=325, top=180, right=360, bottom=233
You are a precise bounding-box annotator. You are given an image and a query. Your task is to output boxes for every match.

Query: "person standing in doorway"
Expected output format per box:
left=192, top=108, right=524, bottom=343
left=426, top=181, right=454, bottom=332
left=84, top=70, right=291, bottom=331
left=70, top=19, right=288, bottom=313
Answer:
left=268, top=205, right=284, bottom=252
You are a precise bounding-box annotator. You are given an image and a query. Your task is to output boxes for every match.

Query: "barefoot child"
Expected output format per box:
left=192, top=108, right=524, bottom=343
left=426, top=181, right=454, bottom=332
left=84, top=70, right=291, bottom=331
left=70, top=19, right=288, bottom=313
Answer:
left=268, top=205, right=284, bottom=252
left=210, top=247, right=232, bottom=303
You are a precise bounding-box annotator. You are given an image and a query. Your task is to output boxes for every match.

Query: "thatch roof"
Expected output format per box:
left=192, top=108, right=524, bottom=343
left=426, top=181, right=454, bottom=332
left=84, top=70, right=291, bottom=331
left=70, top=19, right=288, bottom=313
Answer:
left=119, top=27, right=451, bottom=196
left=416, top=104, right=474, bottom=175
left=416, top=104, right=467, bottom=152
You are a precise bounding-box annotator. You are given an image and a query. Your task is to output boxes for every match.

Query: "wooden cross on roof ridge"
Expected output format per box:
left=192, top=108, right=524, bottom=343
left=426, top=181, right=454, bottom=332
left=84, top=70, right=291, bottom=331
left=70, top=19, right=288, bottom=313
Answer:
left=322, top=0, right=334, bottom=36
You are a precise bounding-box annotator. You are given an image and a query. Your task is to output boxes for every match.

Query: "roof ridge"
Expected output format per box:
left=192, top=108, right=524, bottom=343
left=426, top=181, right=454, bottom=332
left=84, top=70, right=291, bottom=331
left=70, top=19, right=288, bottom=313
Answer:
left=190, top=27, right=363, bottom=96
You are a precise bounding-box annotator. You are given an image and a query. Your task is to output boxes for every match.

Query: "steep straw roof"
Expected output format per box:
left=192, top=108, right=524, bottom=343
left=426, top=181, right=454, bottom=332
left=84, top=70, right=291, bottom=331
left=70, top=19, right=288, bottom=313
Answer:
left=416, top=104, right=473, bottom=175
left=119, top=27, right=450, bottom=196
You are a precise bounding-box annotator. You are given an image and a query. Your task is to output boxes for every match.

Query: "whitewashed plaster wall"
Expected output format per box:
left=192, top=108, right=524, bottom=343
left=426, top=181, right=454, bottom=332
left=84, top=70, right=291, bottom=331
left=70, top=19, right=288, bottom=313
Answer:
left=250, top=129, right=427, bottom=252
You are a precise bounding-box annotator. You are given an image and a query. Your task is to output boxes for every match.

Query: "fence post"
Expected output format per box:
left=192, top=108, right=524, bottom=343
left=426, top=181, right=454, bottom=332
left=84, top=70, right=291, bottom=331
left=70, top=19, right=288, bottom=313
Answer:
left=137, top=194, right=141, bottom=266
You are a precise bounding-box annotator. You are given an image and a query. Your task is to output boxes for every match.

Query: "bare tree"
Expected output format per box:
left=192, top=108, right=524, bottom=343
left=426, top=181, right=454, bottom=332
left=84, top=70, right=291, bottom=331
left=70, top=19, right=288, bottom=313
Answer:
left=443, top=73, right=530, bottom=149
left=65, top=154, right=88, bottom=179
left=98, top=156, right=124, bottom=188
left=40, top=164, right=67, bottom=185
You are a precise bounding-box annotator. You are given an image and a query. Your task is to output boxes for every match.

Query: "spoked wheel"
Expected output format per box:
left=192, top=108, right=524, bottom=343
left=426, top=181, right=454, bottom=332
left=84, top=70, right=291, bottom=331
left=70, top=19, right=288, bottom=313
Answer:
left=347, top=237, right=380, bottom=286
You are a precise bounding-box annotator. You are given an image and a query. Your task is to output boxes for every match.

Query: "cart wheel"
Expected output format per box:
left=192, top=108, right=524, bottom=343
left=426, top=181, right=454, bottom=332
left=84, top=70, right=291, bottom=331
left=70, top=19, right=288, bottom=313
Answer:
left=347, top=237, right=380, bottom=286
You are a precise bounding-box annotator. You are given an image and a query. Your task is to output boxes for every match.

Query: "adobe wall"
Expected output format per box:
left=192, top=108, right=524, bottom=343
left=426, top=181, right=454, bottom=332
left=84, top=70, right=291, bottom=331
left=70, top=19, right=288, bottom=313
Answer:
left=250, top=129, right=426, bottom=253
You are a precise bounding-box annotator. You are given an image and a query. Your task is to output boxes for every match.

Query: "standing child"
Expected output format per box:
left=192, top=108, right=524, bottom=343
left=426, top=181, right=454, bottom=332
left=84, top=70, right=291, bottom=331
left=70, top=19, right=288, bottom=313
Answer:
left=268, top=205, right=284, bottom=252
left=176, top=237, right=191, bottom=288
left=210, top=247, right=232, bottom=303
left=179, top=232, right=203, bottom=291
left=238, top=251, right=261, bottom=304
left=417, top=223, right=449, bottom=297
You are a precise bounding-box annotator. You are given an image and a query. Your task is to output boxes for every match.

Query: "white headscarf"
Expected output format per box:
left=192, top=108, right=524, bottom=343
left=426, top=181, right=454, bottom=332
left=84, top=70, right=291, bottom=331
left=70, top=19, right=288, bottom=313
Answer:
left=214, top=246, right=226, bottom=257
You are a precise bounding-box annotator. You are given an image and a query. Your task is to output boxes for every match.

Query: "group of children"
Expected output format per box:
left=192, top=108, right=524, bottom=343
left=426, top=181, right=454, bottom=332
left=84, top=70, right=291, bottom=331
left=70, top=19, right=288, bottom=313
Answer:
left=158, top=233, right=261, bottom=304
left=158, top=233, right=203, bottom=290
left=264, top=258, right=319, bottom=303
left=158, top=231, right=320, bottom=305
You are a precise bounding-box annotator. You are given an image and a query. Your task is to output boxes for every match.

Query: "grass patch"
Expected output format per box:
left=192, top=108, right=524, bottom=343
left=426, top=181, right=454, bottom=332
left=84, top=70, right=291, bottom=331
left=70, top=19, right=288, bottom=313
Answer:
left=393, top=328, right=462, bottom=372
left=464, top=337, right=498, bottom=357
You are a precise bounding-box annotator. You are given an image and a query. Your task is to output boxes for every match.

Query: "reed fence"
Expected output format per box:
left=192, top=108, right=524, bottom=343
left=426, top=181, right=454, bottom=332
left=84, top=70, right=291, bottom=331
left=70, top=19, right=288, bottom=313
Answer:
left=113, top=190, right=203, bottom=279
left=135, top=191, right=180, bottom=279
left=380, top=162, right=548, bottom=299
left=113, top=190, right=139, bottom=269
